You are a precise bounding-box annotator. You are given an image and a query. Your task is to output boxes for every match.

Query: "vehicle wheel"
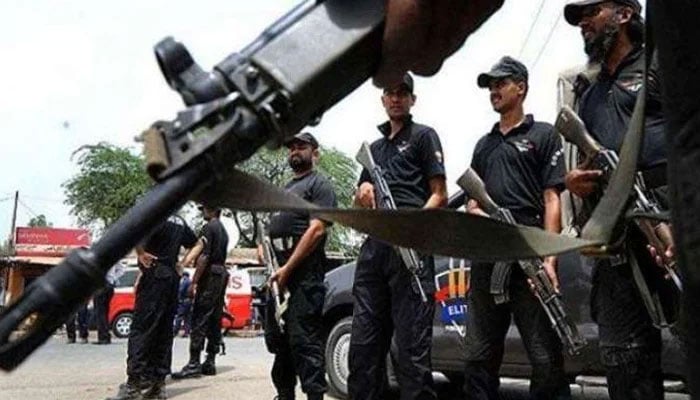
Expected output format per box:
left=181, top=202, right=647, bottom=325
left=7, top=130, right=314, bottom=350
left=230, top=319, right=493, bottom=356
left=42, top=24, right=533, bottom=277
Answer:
left=112, top=312, right=133, bottom=338
left=325, top=316, right=353, bottom=399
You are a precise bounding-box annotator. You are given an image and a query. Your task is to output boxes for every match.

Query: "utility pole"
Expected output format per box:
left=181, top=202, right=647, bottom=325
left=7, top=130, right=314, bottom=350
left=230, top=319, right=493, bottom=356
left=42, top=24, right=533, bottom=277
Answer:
left=9, top=191, right=18, bottom=254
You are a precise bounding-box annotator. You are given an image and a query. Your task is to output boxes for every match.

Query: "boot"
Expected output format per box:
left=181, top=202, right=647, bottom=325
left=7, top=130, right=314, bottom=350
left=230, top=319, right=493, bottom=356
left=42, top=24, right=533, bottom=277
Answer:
left=274, top=389, right=295, bottom=400
left=201, top=353, right=216, bottom=376
left=142, top=381, right=167, bottom=400
left=171, top=351, right=201, bottom=380
left=105, top=381, right=143, bottom=400
left=307, top=393, right=324, bottom=400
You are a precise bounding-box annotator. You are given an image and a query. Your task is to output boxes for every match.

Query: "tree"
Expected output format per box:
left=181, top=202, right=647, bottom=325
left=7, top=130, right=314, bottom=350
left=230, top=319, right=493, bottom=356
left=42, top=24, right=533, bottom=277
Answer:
left=63, top=143, right=151, bottom=231
left=27, top=214, right=52, bottom=227
left=236, top=146, right=362, bottom=255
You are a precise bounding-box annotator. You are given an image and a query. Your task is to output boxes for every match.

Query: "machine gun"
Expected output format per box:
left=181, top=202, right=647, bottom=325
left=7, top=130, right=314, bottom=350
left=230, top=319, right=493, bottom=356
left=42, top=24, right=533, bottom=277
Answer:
left=457, top=168, right=588, bottom=356
left=555, top=106, right=682, bottom=291
left=356, top=141, right=429, bottom=303
left=256, top=221, right=291, bottom=333
left=0, top=0, right=385, bottom=370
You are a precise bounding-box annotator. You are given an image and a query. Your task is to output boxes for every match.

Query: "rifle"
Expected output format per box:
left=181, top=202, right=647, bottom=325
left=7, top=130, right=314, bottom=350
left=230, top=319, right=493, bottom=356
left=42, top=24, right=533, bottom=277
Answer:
left=457, top=168, right=588, bottom=356
left=355, top=141, right=429, bottom=303
left=0, top=0, right=385, bottom=370
left=555, top=106, right=682, bottom=291
left=256, top=221, right=291, bottom=333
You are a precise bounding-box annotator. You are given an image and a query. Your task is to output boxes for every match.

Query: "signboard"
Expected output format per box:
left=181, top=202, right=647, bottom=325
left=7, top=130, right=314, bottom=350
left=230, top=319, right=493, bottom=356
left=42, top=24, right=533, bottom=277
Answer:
left=14, top=227, right=91, bottom=257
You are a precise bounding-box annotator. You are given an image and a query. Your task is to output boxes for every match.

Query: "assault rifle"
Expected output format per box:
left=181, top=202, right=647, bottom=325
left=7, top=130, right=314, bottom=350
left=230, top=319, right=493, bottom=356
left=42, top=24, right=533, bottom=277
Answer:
left=555, top=106, right=682, bottom=291
left=457, top=168, right=588, bottom=356
left=356, top=141, right=429, bottom=303
left=257, top=221, right=291, bottom=333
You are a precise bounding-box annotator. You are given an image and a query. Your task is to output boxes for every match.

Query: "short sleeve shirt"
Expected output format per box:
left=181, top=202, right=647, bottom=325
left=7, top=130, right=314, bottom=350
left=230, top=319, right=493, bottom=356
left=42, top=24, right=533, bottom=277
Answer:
left=578, top=46, right=667, bottom=169
left=201, top=218, right=229, bottom=266
left=358, top=116, right=446, bottom=209
left=268, top=170, right=337, bottom=239
left=141, top=215, right=198, bottom=266
left=470, top=115, right=565, bottom=226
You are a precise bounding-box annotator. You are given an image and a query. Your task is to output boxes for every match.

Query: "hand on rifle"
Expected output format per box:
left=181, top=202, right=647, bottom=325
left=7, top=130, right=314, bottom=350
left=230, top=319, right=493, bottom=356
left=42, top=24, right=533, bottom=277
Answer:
left=355, top=182, right=376, bottom=209
left=529, top=257, right=561, bottom=294
left=137, top=251, right=158, bottom=269
left=270, top=265, right=292, bottom=291
left=648, top=244, right=675, bottom=273
left=565, top=167, right=603, bottom=198
left=376, top=0, right=503, bottom=87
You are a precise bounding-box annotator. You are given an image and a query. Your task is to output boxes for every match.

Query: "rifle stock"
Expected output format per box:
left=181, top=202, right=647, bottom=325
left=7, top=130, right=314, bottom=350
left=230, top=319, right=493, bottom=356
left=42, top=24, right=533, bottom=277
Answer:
left=257, top=221, right=290, bottom=332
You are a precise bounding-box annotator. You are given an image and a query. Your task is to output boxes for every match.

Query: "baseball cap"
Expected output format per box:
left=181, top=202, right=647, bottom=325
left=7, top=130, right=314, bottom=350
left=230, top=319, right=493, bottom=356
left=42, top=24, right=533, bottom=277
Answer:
left=284, top=132, right=319, bottom=149
left=383, top=73, right=414, bottom=94
left=477, top=56, right=529, bottom=88
left=564, top=0, right=642, bottom=26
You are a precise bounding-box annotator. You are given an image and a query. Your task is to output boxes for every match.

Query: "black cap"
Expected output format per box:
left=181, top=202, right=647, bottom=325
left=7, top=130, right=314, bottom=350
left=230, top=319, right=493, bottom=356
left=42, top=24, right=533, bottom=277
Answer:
left=564, top=0, right=642, bottom=26
left=284, top=132, right=319, bottom=149
left=383, top=73, right=414, bottom=93
left=477, top=56, right=529, bottom=88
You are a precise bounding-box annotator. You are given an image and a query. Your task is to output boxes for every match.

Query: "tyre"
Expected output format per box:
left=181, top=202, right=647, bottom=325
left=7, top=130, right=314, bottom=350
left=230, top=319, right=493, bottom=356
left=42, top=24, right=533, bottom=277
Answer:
left=325, top=316, right=353, bottom=398
left=111, top=312, right=133, bottom=338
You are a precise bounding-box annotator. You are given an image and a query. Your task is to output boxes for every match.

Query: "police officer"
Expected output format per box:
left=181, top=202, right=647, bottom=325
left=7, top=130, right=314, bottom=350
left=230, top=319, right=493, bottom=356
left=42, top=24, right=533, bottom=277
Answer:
left=349, top=74, right=447, bottom=400
left=93, top=263, right=123, bottom=345
left=563, top=1, right=670, bottom=398
left=107, top=214, right=199, bottom=400
left=463, top=57, right=569, bottom=400
left=264, top=132, right=337, bottom=400
left=172, top=205, right=229, bottom=379
left=65, top=302, right=89, bottom=344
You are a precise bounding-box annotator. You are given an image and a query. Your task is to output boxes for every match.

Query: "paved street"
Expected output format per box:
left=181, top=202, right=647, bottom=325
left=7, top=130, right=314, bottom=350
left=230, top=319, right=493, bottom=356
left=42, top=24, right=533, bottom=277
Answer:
left=0, top=332, right=690, bottom=400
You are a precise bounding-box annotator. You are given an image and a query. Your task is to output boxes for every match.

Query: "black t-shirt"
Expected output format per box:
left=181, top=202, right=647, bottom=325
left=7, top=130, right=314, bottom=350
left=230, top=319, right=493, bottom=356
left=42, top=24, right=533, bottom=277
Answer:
left=470, top=114, right=565, bottom=227
left=141, top=215, right=198, bottom=266
left=578, top=46, right=666, bottom=169
left=358, top=116, right=446, bottom=209
left=269, top=170, right=337, bottom=239
left=201, top=218, right=229, bottom=266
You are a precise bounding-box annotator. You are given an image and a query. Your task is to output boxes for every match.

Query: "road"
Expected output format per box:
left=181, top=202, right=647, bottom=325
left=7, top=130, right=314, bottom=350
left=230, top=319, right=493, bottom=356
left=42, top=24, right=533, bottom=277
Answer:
left=0, top=332, right=689, bottom=399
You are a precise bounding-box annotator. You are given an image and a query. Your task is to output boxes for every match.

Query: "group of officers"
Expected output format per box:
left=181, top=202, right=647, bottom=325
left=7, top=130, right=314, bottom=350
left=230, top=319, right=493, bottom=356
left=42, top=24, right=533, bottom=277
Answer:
left=107, top=0, right=674, bottom=399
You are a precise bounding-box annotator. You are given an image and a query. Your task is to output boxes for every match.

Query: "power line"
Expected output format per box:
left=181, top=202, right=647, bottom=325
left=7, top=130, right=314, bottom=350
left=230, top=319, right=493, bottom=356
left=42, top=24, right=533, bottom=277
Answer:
left=17, top=199, right=40, bottom=219
left=518, top=0, right=547, bottom=59
left=531, top=10, right=564, bottom=69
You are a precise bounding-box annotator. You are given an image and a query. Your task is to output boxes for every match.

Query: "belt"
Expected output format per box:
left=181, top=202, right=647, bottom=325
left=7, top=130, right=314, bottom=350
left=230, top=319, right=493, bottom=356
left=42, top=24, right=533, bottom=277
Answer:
left=271, top=236, right=297, bottom=253
left=640, top=163, right=667, bottom=189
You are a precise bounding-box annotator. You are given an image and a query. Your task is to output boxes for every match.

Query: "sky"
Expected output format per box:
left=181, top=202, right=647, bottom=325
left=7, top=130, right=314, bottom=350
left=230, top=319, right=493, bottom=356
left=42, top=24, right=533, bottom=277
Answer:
left=0, top=0, right=635, bottom=245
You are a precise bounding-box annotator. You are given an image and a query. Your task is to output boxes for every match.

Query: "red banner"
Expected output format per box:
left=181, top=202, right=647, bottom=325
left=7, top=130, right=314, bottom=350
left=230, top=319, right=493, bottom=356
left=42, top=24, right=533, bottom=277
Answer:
left=15, top=227, right=91, bottom=257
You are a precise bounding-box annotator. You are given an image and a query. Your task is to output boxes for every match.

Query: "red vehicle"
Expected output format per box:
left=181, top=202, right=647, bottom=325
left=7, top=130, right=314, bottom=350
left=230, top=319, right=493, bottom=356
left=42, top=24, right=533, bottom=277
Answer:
left=109, top=265, right=253, bottom=338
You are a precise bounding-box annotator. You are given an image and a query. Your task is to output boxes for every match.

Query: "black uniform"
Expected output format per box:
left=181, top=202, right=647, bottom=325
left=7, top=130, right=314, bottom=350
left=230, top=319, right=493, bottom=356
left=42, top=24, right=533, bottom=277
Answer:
left=188, top=218, right=230, bottom=364
left=576, top=46, right=668, bottom=400
left=127, top=215, right=197, bottom=384
left=267, top=170, right=337, bottom=400
left=348, top=116, right=444, bottom=400
left=464, top=115, right=570, bottom=400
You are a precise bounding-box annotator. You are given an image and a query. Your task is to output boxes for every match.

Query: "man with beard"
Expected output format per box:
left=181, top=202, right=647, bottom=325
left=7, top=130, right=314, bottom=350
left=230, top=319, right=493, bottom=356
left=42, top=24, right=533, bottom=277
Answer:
left=463, top=57, right=569, bottom=400
left=172, top=205, right=229, bottom=380
left=350, top=74, right=447, bottom=400
left=265, top=132, right=337, bottom=400
left=107, top=214, right=199, bottom=400
left=563, top=1, right=670, bottom=398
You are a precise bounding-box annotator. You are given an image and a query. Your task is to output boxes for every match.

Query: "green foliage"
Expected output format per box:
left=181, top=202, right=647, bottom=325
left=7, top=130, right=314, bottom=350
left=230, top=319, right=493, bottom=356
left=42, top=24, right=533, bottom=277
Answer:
left=237, top=146, right=361, bottom=255
left=27, top=214, right=52, bottom=227
left=63, top=143, right=150, bottom=231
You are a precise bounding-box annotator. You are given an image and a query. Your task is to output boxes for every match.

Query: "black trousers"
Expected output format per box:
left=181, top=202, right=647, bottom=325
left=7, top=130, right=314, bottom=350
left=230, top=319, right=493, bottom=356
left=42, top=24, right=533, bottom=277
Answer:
left=463, top=263, right=570, bottom=400
left=66, top=303, right=89, bottom=340
left=591, top=260, right=664, bottom=400
left=94, top=285, right=115, bottom=342
left=267, top=276, right=327, bottom=397
left=347, top=238, right=436, bottom=400
left=189, top=266, right=228, bottom=357
left=126, top=265, right=180, bottom=381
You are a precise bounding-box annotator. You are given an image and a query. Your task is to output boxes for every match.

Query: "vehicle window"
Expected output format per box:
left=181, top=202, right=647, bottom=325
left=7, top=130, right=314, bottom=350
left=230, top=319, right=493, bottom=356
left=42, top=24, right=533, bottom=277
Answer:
left=115, top=269, right=139, bottom=288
